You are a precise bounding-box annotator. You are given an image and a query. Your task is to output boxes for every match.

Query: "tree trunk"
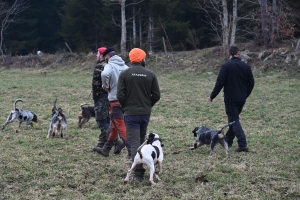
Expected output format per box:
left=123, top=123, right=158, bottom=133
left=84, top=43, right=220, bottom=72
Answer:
left=120, top=0, right=126, bottom=55
left=259, top=0, right=268, bottom=46
left=269, top=0, right=277, bottom=46
left=230, top=0, right=237, bottom=46
left=222, top=0, right=229, bottom=49
left=148, top=15, right=153, bottom=53
left=132, top=6, right=136, bottom=46
left=139, top=15, right=142, bottom=47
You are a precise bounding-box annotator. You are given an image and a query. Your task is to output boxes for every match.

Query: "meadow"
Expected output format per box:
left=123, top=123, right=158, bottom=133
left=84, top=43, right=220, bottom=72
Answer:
left=0, top=64, right=299, bottom=200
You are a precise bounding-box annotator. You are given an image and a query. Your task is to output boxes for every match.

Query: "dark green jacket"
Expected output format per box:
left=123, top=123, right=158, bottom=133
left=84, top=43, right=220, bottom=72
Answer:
left=117, top=63, right=160, bottom=116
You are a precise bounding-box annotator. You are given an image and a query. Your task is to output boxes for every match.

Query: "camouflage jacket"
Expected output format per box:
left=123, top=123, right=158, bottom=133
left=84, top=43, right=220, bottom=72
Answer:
left=92, top=60, right=107, bottom=100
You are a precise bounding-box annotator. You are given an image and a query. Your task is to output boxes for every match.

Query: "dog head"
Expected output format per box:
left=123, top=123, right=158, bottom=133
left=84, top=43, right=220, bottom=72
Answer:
left=32, top=113, right=38, bottom=123
left=146, top=133, right=164, bottom=147
left=192, top=126, right=210, bottom=137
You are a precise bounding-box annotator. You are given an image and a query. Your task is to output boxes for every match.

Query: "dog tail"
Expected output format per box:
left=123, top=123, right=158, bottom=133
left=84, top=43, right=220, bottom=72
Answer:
left=137, top=140, right=148, bottom=159
left=14, top=99, right=23, bottom=110
left=80, top=103, right=90, bottom=108
left=53, top=98, right=58, bottom=112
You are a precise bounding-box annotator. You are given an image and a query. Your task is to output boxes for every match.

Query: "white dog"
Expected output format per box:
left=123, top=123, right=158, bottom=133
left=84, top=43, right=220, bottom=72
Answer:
left=47, top=98, right=67, bottom=138
left=1, top=99, right=38, bottom=131
left=124, top=133, right=164, bottom=185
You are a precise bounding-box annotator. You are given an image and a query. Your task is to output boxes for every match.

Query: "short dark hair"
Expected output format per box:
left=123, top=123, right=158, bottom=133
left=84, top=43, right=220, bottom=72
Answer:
left=229, top=45, right=239, bottom=56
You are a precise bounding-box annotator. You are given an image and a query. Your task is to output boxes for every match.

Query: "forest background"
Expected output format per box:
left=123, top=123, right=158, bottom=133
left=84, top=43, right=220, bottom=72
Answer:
left=0, top=0, right=300, bottom=58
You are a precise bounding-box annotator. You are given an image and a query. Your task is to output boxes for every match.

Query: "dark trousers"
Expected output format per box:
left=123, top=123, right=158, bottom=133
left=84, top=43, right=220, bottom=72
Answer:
left=225, top=101, right=247, bottom=148
left=94, top=93, right=110, bottom=146
left=124, top=115, right=150, bottom=162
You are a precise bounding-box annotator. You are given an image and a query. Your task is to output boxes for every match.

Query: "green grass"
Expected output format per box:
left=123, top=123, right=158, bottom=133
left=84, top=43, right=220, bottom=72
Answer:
left=0, top=66, right=300, bottom=199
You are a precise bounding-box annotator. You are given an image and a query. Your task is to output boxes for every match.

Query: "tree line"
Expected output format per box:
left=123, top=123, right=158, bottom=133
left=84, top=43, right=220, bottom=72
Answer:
left=1, top=0, right=299, bottom=57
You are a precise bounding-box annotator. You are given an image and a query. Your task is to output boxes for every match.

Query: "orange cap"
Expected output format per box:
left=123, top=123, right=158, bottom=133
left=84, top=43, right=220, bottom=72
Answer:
left=129, top=48, right=146, bottom=63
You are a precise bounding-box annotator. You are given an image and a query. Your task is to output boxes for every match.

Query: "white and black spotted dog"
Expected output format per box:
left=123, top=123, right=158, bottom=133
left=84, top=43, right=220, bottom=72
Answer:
left=124, top=133, right=164, bottom=185
left=191, top=122, right=235, bottom=157
left=47, top=98, right=67, bottom=138
left=1, top=99, right=38, bottom=131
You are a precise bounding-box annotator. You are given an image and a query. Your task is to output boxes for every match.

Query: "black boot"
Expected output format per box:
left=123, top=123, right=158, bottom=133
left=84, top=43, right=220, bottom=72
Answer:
left=132, top=166, right=145, bottom=182
left=93, top=140, right=114, bottom=157
left=113, top=138, right=125, bottom=155
left=93, top=128, right=109, bottom=150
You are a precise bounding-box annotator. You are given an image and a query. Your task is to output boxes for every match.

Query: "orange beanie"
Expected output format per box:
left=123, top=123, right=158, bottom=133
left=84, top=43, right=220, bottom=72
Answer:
left=129, top=48, right=146, bottom=63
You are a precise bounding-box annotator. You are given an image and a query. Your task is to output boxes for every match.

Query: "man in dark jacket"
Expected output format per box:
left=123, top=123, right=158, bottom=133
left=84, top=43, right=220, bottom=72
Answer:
left=209, top=45, right=254, bottom=152
left=117, top=48, right=160, bottom=182
left=92, top=47, right=123, bottom=153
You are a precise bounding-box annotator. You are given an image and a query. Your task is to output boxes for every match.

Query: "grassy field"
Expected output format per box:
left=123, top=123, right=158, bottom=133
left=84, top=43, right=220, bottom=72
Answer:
left=0, top=65, right=299, bottom=200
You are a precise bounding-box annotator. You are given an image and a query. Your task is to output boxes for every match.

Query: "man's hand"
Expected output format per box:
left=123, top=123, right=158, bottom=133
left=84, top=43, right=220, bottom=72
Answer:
left=209, top=97, right=213, bottom=102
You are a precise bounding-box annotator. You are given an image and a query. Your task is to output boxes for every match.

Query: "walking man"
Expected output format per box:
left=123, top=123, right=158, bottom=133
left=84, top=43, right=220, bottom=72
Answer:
left=209, top=45, right=254, bottom=152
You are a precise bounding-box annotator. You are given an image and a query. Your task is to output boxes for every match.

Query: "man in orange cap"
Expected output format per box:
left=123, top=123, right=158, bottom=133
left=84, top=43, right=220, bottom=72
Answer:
left=117, top=48, right=160, bottom=182
left=92, top=47, right=123, bottom=153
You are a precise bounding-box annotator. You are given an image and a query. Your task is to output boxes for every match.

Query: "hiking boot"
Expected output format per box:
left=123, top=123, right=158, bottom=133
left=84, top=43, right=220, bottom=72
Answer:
left=93, top=147, right=110, bottom=157
left=114, top=138, right=125, bottom=155
left=235, top=146, right=249, bottom=152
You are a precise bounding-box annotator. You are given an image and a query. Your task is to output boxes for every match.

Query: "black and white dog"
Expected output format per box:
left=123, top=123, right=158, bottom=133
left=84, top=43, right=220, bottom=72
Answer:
left=191, top=122, right=235, bottom=157
left=124, top=133, right=164, bottom=185
left=47, top=98, right=67, bottom=138
left=1, top=99, right=38, bottom=130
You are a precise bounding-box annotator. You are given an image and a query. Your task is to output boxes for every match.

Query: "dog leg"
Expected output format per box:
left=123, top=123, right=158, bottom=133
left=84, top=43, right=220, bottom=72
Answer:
left=47, top=128, right=53, bottom=138
left=191, top=141, right=204, bottom=150
left=148, top=164, right=156, bottom=185
left=60, top=127, right=64, bottom=138
left=78, top=115, right=83, bottom=124
left=220, top=140, right=230, bottom=157
left=18, top=121, right=22, bottom=129
left=78, top=117, right=90, bottom=128
left=124, top=163, right=139, bottom=183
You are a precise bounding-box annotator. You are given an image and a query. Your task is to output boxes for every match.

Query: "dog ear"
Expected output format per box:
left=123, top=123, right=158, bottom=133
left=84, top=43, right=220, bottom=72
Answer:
left=147, top=133, right=155, bottom=144
left=192, top=127, right=198, bottom=137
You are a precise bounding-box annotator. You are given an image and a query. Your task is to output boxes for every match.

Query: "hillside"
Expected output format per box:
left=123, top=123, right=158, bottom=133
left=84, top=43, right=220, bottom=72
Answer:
left=1, top=42, right=300, bottom=77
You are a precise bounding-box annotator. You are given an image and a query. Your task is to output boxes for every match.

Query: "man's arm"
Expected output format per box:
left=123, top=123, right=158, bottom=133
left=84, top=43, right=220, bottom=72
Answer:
left=101, top=65, right=111, bottom=92
left=117, top=73, right=126, bottom=107
left=210, top=65, right=227, bottom=100
left=150, top=75, right=160, bottom=106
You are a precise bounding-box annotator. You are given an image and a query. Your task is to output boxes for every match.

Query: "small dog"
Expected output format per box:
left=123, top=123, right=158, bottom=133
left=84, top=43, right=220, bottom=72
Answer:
left=1, top=99, right=38, bottom=130
left=124, top=133, right=164, bottom=185
left=47, top=98, right=67, bottom=138
left=78, top=104, right=95, bottom=128
left=191, top=122, right=235, bottom=157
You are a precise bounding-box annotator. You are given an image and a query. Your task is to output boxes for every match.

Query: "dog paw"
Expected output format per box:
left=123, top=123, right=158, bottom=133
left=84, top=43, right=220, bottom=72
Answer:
left=190, top=146, right=195, bottom=150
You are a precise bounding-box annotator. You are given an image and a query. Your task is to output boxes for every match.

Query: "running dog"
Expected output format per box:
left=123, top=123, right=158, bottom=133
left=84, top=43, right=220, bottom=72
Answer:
left=47, top=98, right=67, bottom=138
left=191, top=121, right=235, bottom=157
left=1, top=99, right=38, bottom=130
left=78, top=104, right=95, bottom=128
left=124, top=133, right=164, bottom=185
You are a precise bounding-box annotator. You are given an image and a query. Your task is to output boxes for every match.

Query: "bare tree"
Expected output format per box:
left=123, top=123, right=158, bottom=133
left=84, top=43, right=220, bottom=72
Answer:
left=0, top=0, right=28, bottom=63
left=105, top=0, right=143, bottom=56
left=259, top=0, right=268, bottom=46
left=195, top=0, right=236, bottom=51
left=230, top=0, right=237, bottom=46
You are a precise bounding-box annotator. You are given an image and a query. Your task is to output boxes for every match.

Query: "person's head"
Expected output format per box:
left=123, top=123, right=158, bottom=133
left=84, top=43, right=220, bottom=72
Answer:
left=129, top=48, right=146, bottom=67
left=97, top=47, right=107, bottom=61
left=229, top=45, right=240, bottom=57
left=102, top=47, right=116, bottom=62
